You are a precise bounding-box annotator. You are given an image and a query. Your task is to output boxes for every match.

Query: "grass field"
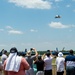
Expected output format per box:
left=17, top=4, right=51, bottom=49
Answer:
left=52, top=65, right=66, bottom=75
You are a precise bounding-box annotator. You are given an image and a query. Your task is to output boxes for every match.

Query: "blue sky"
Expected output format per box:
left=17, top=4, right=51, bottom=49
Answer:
left=0, top=0, right=75, bottom=51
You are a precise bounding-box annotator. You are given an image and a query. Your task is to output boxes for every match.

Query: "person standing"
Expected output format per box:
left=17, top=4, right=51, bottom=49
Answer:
left=1, top=50, right=8, bottom=65
left=0, top=50, right=8, bottom=75
left=56, top=52, right=65, bottom=75
left=64, top=49, right=75, bottom=75
left=3, top=47, right=30, bottom=75
left=34, top=55, right=44, bottom=75
left=44, top=51, right=53, bottom=75
left=25, top=48, right=38, bottom=75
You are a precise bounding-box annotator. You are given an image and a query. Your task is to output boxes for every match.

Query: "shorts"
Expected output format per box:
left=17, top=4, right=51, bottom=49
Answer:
left=36, top=71, right=44, bottom=75
left=25, top=68, right=35, bottom=75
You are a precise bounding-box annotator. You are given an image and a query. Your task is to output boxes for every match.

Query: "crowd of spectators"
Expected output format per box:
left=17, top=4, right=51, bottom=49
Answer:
left=0, top=47, right=75, bottom=75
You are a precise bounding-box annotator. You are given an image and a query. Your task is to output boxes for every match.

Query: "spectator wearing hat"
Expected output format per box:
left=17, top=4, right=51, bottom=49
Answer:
left=25, top=48, right=38, bottom=75
left=3, top=47, right=30, bottom=75
left=64, top=49, right=75, bottom=75
left=56, top=52, right=65, bottom=75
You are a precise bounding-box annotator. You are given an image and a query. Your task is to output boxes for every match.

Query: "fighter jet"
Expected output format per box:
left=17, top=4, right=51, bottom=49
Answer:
left=55, top=15, right=61, bottom=18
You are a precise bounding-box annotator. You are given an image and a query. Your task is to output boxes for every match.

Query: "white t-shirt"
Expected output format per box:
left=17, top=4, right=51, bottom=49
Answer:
left=56, top=57, right=65, bottom=72
left=1, top=54, right=7, bottom=64
left=44, top=56, right=53, bottom=70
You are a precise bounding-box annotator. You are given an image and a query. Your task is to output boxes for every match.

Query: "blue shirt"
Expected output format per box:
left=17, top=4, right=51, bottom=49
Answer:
left=65, top=54, right=75, bottom=67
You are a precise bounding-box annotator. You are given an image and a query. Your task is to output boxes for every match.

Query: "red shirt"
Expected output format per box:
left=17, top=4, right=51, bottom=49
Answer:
left=4, top=57, right=30, bottom=75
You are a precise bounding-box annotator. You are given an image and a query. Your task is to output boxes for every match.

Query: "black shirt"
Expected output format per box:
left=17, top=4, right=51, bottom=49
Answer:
left=34, top=60, right=44, bottom=71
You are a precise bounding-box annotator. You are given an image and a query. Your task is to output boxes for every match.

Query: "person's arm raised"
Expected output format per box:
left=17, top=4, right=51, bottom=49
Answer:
left=33, top=48, right=38, bottom=57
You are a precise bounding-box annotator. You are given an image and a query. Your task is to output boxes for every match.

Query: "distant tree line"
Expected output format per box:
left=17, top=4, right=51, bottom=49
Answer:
left=0, top=49, right=75, bottom=56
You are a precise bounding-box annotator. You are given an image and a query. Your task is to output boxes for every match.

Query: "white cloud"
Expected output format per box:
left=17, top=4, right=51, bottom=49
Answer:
left=8, top=0, right=51, bottom=9
left=49, top=22, right=70, bottom=28
left=55, top=0, right=63, bottom=2
left=5, top=26, right=23, bottom=34
left=30, top=29, right=38, bottom=32
left=6, top=26, right=13, bottom=29
left=8, top=30, right=23, bottom=34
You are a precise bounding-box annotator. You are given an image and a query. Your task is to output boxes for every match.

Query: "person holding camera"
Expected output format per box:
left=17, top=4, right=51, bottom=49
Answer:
left=44, top=50, right=54, bottom=75
left=25, top=48, right=38, bottom=75
left=34, top=55, right=45, bottom=75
